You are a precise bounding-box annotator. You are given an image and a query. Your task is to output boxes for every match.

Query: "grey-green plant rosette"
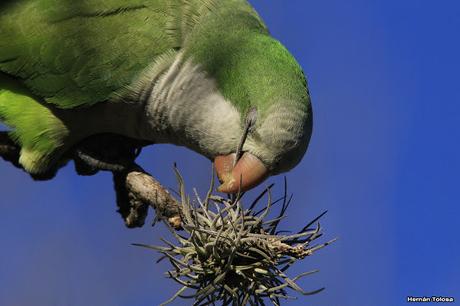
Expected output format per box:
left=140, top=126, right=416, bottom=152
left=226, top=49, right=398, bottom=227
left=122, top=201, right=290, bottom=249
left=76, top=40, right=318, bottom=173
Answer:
left=136, top=169, right=335, bottom=306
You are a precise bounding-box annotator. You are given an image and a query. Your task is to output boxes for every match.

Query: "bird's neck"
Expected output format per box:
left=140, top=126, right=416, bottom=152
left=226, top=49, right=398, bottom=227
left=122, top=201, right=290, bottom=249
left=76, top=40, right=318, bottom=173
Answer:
left=136, top=52, right=242, bottom=159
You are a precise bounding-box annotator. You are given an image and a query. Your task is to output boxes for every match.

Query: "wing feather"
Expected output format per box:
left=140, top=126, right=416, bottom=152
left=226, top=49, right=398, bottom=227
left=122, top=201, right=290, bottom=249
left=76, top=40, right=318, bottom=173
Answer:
left=0, top=0, right=179, bottom=108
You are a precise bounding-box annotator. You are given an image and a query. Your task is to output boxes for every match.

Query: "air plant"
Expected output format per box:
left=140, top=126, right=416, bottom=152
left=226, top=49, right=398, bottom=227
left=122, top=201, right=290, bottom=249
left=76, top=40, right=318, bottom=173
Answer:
left=135, top=167, right=335, bottom=306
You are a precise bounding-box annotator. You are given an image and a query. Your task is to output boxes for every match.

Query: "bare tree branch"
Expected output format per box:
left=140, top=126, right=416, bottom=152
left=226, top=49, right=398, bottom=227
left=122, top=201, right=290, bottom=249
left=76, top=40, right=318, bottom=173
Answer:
left=118, top=165, right=183, bottom=229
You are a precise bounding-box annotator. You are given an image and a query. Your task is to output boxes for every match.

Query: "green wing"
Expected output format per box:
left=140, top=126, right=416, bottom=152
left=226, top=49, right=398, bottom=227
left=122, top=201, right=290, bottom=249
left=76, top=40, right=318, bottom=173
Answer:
left=0, top=0, right=179, bottom=109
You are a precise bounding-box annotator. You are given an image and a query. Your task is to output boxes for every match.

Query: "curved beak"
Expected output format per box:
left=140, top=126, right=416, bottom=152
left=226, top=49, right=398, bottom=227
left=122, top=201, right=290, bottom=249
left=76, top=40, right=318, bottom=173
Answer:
left=214, top=152, right=269, bottom=193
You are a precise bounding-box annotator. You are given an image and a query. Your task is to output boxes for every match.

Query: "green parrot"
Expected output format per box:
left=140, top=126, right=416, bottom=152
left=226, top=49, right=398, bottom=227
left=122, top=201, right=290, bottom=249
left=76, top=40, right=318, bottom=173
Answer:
left=0, top=0, right=312, bottom=194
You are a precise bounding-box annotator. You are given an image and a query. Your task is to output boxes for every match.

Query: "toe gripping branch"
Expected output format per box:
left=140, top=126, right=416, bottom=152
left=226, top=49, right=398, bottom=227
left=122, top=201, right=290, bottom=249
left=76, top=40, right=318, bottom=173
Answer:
left=75, top=134, right=182, bottom=229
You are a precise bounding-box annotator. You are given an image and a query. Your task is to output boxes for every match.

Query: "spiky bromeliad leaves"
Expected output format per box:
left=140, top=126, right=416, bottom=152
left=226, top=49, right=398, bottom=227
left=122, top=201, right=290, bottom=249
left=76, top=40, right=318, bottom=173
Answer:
left=135, top=169, right=335, bottom=306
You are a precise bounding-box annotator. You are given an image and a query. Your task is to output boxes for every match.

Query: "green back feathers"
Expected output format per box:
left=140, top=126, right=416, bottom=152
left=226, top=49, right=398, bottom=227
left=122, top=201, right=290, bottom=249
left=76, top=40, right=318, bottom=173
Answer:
left=0, top=0, right=177, bottom=109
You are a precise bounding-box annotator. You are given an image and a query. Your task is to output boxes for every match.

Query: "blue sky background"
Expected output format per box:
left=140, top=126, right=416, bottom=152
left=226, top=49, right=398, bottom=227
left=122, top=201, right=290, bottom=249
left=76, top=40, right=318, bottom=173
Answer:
left=1, top=1, right=459, bottom=305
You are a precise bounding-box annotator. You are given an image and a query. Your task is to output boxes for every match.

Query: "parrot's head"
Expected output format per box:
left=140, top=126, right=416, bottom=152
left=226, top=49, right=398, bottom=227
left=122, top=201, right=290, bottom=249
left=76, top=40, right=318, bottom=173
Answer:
left=174, top=10, right=313, bottom=194
left=187, top=30, right=312, bottom=193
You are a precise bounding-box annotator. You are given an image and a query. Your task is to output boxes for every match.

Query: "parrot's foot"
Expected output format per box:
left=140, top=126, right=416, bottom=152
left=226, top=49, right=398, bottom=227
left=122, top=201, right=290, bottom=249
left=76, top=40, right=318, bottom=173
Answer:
left=74, top=150, right=128, bottom=174
left=113, top=170, right=149, bottom=228
left=73, top=134, right=147, bottom=176
left=72, top=134, right=153, bottom=228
